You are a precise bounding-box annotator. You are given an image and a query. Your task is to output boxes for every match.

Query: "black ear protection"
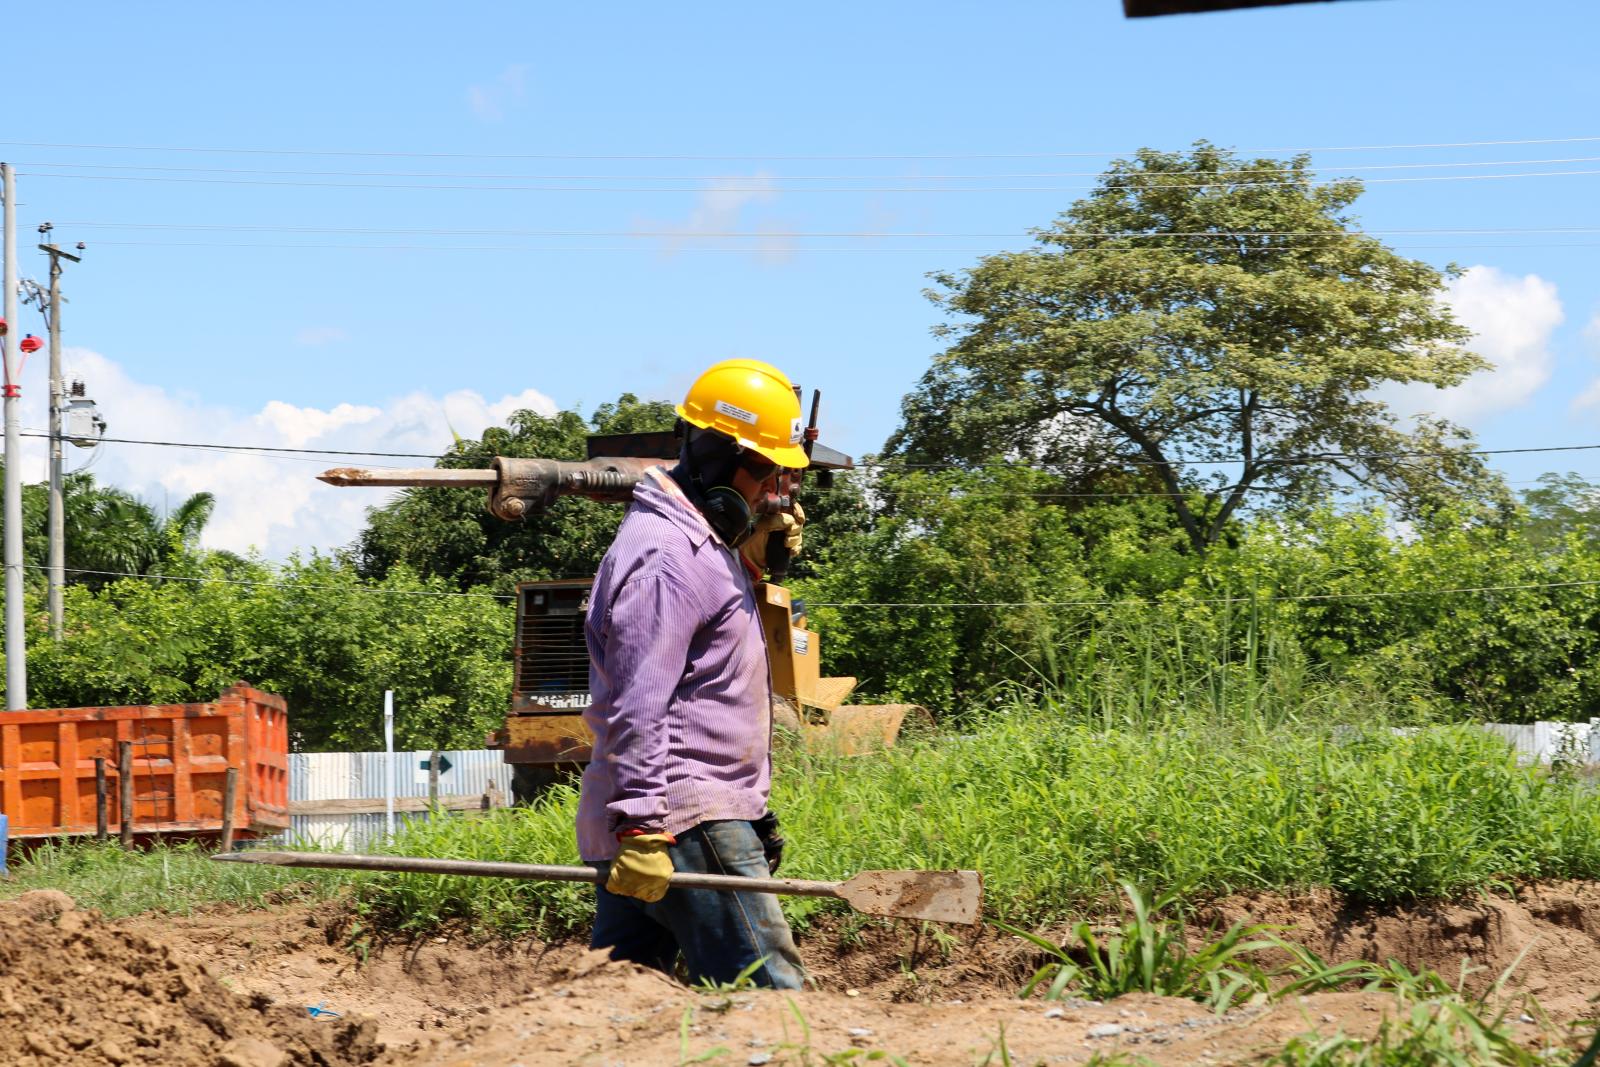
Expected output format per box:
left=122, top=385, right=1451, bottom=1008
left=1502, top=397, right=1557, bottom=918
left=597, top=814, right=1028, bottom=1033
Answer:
left=699, top=485, right=754, bottom=548
left=673, top=420, right=757, bottom=548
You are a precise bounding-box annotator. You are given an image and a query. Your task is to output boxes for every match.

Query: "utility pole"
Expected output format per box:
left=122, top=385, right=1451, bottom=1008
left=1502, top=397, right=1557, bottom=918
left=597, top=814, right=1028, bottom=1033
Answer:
left=33, top=226, right=82, bottom=640
left=1, top=164, right=25, bottom=709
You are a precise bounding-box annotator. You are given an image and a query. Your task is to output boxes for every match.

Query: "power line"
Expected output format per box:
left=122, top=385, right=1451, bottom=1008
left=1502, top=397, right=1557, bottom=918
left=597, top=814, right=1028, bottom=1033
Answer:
left=58, top=221, right=1600, bottom=240
left=76, top=240, right=1600, bottom=256
left=811, top=578, right=1600, bottom=610
left=7, top=134, right=1600, bottom=161
left=19, top=431, right=446, bottom=459
left=32, top=561, right=1600, bottom=610
left=21, top=153, right=1600, bottom=182
left=44, top=431, right=1600, bottom=468
left=27, top=564, right=513, bottom=600
left=859, top=443, right=1600, bottom=471
left=22, top=167, right=1600, bottom=194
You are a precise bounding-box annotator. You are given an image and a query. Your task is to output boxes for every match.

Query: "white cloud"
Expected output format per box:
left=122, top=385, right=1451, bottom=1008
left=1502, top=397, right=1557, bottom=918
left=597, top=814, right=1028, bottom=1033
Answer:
left=1571, top=311, right=1600, bottom=409
left=293, top=326, right=348, bottom=346
left=28, top=348, right=557, bottom=559
left=466, top=64, right=529, bottom=121
left=1382, top=266, right=1563, bottom=424
left=635, top=175, right=795, bottom=263
left=256, top=400, right=381, bottom=447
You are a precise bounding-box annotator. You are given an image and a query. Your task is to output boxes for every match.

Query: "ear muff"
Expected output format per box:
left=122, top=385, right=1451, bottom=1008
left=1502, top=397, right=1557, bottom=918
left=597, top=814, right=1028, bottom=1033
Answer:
left=699, top=485, right=754, bottom=548
left=675, top=424, right=758, bottom=547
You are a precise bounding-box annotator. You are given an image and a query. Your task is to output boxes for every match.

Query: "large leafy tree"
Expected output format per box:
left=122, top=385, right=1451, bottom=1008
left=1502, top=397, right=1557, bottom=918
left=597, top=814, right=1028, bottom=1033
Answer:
left=887, top=143, right=1508, bottom=553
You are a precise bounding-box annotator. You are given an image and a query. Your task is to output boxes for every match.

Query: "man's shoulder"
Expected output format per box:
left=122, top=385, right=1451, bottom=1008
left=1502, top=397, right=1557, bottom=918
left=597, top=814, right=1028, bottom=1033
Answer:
left=608, top=505, right=721, bottom=585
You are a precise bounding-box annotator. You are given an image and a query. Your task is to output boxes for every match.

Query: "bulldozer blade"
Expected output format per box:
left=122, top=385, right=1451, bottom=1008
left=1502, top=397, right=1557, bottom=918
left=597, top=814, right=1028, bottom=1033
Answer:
left=213, top=852, right=983, bottom=925
left=833, top=869, right=984, bottom=925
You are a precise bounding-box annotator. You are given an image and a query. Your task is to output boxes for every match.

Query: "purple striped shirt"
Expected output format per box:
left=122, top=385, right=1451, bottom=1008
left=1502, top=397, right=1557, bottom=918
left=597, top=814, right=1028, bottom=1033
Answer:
left=576, top=466, right=772, bottom=862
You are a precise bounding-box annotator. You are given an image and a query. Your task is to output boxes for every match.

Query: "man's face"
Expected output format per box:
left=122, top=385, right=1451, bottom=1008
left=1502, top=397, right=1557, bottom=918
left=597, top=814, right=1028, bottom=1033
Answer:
left=730, top=455, right=782, bottom=510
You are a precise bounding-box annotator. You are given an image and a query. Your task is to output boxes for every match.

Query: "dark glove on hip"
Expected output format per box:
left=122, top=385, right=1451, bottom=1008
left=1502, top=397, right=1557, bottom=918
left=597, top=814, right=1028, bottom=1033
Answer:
left=751, top=810, right=784, bottom=875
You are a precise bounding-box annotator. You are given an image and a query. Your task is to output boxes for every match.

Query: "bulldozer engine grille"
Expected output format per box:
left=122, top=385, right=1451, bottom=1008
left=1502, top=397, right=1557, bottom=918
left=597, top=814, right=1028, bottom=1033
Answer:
left=515, top=582, right=594, bottom=709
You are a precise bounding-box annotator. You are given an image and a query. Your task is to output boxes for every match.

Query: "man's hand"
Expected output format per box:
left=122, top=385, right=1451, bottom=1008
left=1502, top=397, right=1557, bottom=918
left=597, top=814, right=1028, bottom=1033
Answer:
left=740, top=501, right=805, bottom=575
left=606, top=832, right=676, bottom=902
left=751, top=811, right=785, bottom=875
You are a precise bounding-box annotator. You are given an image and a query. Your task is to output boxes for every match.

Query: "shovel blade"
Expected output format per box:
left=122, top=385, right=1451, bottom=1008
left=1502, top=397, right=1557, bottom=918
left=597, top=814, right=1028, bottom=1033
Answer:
left=835, top=869, right=983, bottom=926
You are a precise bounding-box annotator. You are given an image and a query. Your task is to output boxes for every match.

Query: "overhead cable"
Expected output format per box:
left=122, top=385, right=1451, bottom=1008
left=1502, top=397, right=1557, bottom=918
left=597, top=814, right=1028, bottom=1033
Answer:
left=31, top=563, right=1600, bottom=610
left=20, top=153, right=1600, bottom=181
left=77, top=239, right=1600, bottom=255
left=6, top=134, right=1600, bottom=160
left=45, top=431, right=1600, bottom=467
left=57, top=221, right=1600, bottom=239
left=811, top=578, right=1600, bottom=610
left=27, top=564, right=513, bottom=599
left=22, top=168, right=1600, bottom=193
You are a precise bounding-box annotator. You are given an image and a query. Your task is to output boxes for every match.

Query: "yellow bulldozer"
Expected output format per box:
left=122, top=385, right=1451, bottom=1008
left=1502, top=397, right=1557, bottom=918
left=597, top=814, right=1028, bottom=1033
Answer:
left=321, top=427, right=923, bottom=803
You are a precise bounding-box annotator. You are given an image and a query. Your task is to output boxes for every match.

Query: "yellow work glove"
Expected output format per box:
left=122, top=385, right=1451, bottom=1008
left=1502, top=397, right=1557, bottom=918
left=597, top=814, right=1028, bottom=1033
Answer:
left=740, top=501, right=805, bottom=575
left=605, top=832, right=676, bottom=903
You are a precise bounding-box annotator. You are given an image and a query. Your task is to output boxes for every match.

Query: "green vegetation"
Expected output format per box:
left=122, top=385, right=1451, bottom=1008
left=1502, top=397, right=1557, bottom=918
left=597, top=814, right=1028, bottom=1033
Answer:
left=0, top=838, right=348, bottom=917
left=888, top=143, right=1505, bottom=551
left=13, top=691, right=1597, bottom=942
left=24, top=555, right=512, bottom=751
left=999, top=883, right=1282, bottom=1011
left=120, top=701, right=1600, bottom=940
left=1268, top=998, right=1551, bottom=1067
left=5, top=147, right=1600, bottom=729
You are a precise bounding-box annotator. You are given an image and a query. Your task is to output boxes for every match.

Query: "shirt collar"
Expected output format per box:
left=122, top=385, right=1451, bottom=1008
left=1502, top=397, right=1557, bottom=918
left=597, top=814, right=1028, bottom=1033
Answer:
left=635, top=465, right=725, bottom=549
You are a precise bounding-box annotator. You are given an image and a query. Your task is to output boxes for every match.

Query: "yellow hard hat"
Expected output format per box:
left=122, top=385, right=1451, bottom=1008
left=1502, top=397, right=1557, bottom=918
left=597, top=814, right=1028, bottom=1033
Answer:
left=676, top=358, right=808, bottom=469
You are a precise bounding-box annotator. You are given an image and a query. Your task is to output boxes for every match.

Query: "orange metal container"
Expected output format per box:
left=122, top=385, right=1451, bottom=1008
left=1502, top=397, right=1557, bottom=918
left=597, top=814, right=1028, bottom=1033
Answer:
left=0, top=685, right=289, bottom=839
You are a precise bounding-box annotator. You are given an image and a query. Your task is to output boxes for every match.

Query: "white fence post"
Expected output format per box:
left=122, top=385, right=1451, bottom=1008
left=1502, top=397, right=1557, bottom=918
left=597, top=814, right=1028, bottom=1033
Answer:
left=383, top=690, right=395, bottom=837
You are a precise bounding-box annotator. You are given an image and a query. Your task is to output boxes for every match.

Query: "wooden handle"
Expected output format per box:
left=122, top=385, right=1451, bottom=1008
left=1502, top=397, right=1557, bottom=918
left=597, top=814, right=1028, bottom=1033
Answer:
left=213, top=851, right=844, bottom=899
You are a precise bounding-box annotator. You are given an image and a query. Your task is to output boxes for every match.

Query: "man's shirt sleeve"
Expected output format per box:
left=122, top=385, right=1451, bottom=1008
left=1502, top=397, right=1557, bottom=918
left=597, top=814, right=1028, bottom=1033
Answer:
left=599, top=572, right=700, bottom=834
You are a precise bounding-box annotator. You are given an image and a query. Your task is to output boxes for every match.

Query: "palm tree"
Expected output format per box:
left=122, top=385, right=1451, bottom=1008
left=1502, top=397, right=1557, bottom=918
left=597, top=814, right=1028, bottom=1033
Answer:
left=5, top=467, right=231, bottom=589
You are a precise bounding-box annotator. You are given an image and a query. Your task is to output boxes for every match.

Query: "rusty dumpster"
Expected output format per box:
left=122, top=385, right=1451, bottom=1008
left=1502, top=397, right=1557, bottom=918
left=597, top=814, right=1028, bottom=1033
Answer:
left=0, top=684, right=289, bottom=839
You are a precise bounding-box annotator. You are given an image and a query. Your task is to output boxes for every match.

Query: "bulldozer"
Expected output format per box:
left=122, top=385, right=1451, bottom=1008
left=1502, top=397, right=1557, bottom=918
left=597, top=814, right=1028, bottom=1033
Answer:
left=320, top=422, right=924, bottom=804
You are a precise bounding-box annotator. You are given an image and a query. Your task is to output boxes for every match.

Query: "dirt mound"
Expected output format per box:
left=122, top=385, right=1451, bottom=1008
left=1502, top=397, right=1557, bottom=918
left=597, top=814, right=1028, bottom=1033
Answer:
left=89, top=883, right=1600, bottom=1064
left=1201, top=880, right=1600, bottom=1021
left=117, top=904, right=593, bottom=1046
left=0, top=891, right=381, bottom=1067
left=387, top=952, right=1451, bottom=1066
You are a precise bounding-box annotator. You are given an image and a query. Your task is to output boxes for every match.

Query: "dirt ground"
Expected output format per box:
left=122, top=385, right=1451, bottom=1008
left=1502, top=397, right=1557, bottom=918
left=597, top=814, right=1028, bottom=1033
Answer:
left=4, top=881, right=1597, bottom=1065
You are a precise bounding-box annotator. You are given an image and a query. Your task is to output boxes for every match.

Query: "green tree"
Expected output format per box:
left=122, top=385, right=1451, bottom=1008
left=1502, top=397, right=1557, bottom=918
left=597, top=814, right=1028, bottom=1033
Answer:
left=8, top=467, right=231, bottom=590
left=799, top=464, right=1097, bottom=709
left=25, top=555, right=513, bottom=750
left=1521, top=472, right=1600, bottom=549
left=354, top=393, right=677, bottom=590
left=888, top=142, right=1509, bottom=553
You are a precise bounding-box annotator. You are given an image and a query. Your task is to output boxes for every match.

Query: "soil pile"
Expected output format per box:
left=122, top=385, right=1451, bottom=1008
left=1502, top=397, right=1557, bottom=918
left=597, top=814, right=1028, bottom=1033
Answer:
left=387, top=950, right=1437, bottom=1067
left=0, top=891, right=381, bottom=1067
left=1202, top=880, right=1600, bottom=1021
left=120, top=904, right=591, bottom=1046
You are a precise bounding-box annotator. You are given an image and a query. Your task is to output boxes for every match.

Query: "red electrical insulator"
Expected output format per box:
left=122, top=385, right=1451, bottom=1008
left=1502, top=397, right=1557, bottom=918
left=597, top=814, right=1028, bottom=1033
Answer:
left=0, top=317, right=8, bottom=336
left=18, top=335, right=42, bottom=354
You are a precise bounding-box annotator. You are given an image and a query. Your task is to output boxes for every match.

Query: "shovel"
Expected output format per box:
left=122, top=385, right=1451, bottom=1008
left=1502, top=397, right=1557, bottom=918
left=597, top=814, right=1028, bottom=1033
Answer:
left=211, top=851, right=982, bottom=925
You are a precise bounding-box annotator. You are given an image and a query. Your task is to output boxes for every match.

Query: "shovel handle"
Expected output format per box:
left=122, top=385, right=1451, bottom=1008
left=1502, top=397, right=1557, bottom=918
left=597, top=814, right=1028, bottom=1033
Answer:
left=213, top=851, right=844, bottom=900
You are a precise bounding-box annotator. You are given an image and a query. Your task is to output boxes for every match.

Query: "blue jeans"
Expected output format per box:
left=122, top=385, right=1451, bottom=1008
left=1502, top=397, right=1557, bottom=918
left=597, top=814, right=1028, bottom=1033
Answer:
left=590, top=819, right=806, bottom=990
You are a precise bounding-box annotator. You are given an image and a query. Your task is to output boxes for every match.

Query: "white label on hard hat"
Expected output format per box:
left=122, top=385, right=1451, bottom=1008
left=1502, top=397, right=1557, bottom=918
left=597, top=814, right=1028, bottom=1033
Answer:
left=715, top=399, right=758, bottom=425
left=792, top=629, right=810, bottom=656
left=789, top=416, right=804, bottom=444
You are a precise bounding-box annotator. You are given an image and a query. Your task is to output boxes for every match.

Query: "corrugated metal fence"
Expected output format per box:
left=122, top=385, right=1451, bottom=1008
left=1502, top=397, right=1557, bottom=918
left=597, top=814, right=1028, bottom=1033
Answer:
left=1480, top=718, right=1600, bottom=765
left=288, top=749, right=514, bottom=850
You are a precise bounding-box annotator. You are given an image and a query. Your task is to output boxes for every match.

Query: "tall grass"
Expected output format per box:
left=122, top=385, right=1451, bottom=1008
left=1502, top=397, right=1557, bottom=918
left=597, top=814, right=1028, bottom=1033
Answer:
left=0, top=838, right=351, bottom=917
left=341, top=701, right=1600, bottom=939
left=353, top=786, right=592, bottom=939
left=9, top=614, right=1600, bottom=942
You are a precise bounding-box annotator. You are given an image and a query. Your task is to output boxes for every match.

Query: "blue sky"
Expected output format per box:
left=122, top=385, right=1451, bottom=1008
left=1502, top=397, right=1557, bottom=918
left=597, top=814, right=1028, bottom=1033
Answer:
left=5, top=1, right=1600, bottom=555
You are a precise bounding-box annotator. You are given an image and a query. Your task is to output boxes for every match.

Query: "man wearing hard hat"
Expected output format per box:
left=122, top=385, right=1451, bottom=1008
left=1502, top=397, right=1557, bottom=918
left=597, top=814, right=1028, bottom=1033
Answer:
left=577, top=358, right=808, bottom=989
